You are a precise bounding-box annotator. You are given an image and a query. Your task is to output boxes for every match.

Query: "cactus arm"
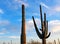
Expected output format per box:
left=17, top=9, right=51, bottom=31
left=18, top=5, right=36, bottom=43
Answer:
left=45, top=32, right=51, bottom=39
left=32, top=16, right=43, bottom=39
left=44, top=13, right=46, bottom=22
left=44, top=13, right=48, bottom=34
left=46, top=21, right=48, bottom=35
left=44, top=13, right=46, bottom=30
left=40, top=5, right=43, bottom=32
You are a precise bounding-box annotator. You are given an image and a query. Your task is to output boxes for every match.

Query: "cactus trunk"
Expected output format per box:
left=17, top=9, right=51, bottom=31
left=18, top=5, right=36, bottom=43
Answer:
left=58, top=39, right=60, bottom=44
left=11, top=40, right=12, bottom=44
left=42, top=39, right=46, bottom=44
left=21, top=4, right=26, bottom=44
left=54, top=40, right=56, bottom=44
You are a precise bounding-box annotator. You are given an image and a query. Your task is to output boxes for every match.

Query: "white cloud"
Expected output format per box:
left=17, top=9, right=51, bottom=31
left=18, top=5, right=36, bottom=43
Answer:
left=53, top=6, right=60, bottom=12
left=26, top=19, right=34, bottom=30
left=18, top=1, right=29, bottom=7
left=46, top=6, right=60, bottom=16
left=0, top=20, right=10, bottom=26
left=26, top=18, right=40, bottom=31
left=0, top=9, right=4, bottom=14
left=0, top=28, right=8, bottom=34
left=39, top=2, right=60, bottom=16
left=0, top=36, right=20, bottom=39
left=32, top=12, right=39, bottom=16
left=8, top=36, right=20, bottom=39
left=26, top=19, right=60, bottom=33
left=49, top=20, right=60, bottom=33
left=40, top=2, right=50, bottom=9
left=6, top=0, right=29, bottom=10
left=0, top=20, right=10, bottom=35
left=0, top=32, right=5, bottom=34
left=54, top=0, right=60, bottom=4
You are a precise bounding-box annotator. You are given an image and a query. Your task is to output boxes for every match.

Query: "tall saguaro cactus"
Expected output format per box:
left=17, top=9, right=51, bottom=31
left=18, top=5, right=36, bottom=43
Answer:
left=21, top=4, right=26, bottom=44
left=54, top=40, right=56, bottom=44
left=58, top=38, right=60, bottom=44
left=32, top=5, right=51, bottom=44
left=11, top=40, right=12, bottom=44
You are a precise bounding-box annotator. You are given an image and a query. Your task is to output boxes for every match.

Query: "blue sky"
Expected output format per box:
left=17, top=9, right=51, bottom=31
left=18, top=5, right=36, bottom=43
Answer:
left=0, top=0, right=60, bottom=44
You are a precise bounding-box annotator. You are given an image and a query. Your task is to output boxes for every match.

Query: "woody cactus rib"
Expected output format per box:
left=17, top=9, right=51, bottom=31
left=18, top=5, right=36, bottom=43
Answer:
left=32, top=5, right=51, bottom=44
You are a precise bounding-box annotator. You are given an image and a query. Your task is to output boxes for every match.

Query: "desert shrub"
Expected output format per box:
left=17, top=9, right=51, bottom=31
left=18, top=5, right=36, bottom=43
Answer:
left=27, top=40, right=41, bottom=44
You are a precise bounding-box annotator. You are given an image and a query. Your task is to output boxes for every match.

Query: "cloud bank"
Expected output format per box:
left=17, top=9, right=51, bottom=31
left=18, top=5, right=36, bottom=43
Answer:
left=26, top=18, right=40, bottom=31
left=0, top=36, right=19, bottom=39
left=0, top=20, right=10, bottom=26
left=40, top=2, right=50, bottom=9
left=26, top=19, right=60, bottom=33
left=49, top=20, right=60, bottom=33
left=40, top=2, right=60, bottom=16
left=6, top=0, right=29, bottom=10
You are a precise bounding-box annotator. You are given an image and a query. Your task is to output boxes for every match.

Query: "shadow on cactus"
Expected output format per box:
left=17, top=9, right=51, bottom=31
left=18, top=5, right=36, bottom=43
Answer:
left=32, top=5, right=51, bottom=44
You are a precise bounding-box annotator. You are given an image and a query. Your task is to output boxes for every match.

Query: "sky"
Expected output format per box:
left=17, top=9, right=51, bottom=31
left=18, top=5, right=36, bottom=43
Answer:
left=0, top=0, right=60, bottom=44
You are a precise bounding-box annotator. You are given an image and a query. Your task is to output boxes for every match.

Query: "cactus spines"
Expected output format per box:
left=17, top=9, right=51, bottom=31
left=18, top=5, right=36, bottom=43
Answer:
left=32, top=5, right=51, bottom=44
left=21, top=4, right=26, bottom=44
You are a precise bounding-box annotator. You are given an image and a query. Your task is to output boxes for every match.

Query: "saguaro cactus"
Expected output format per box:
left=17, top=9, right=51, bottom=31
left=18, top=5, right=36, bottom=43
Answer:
left=32, top=5, right=51, bottom=44
left=54, top=40, right=56, bottom=44
left=21, top=4, right=26, bottom=44
left=3, top=42, right=6, bottom=44
left=11, top=40, right=12, bottom=44
left=58, top=38, right=60, bottom=44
